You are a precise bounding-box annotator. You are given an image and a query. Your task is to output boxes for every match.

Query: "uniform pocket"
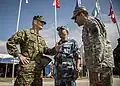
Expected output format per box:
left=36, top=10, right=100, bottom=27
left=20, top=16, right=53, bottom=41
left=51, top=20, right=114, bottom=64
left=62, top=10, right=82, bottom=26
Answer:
left=38, top=43, right=44, bottom=53
left=21, top=61, right=36, bottom=73
left=38, top=39, right=46, bottom=53
left=28, top=38, right=36, bottom=47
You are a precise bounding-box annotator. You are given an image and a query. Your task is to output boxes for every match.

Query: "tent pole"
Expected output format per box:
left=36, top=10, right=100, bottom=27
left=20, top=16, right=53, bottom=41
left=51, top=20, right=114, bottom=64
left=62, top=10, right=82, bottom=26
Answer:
left=5, top=64, right=8, bottom=78
left=12, top=59, right=15, bottom=84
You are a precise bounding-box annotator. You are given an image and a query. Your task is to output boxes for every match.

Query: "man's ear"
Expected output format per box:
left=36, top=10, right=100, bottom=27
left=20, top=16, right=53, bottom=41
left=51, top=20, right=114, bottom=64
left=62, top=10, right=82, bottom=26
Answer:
left=33, top=20, right=37, bottom=25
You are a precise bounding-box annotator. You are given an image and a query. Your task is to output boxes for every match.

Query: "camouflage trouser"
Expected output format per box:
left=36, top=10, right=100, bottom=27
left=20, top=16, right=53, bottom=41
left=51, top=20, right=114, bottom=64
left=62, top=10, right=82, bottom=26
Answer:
left=54, top=66, right=76, bottom=86
left=55, top=79, right=76, bottom=86
left=14, top=61, right=43, bottom=86
left=89, top=67, right=113, bottom=86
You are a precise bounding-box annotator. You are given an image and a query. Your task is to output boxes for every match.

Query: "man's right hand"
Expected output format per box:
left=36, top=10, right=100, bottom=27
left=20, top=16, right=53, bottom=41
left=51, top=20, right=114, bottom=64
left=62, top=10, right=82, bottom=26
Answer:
left=19, top=55, right=30, bottom=65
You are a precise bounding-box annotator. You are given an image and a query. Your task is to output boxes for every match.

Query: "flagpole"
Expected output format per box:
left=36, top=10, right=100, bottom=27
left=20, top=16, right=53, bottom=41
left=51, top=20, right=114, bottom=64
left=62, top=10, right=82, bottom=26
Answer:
left=109, top=0, right=120, bottom=37
left=12, top=0, right=23, bottom=83
left=16, top=0, right=23, bottom=32
left=54, top=0, right=57, bottom=43
left=115, top=22, right=120, bottom=37
left=26, top=0, right=28, bottom=3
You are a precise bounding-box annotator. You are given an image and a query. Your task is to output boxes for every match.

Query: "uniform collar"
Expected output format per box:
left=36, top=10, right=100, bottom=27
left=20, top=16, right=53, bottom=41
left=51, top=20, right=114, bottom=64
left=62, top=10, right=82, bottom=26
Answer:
left=83, top=16, right=93, bottom=28
left=30, top=29, right=42, bottom=37
left=30, top=29, right=39, bottom=35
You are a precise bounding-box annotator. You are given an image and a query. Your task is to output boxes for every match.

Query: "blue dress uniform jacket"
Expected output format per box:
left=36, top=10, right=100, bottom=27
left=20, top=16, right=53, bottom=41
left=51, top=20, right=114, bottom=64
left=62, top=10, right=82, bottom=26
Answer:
left=54, top=39, right=80, bottom=86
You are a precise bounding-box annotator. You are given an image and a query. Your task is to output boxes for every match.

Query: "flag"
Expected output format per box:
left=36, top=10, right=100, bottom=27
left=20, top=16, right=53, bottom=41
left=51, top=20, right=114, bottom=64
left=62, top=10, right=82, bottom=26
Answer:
left=53, top=0, right=60, bottom=8
left=75, top=0, right=81, bottom=9
left=108, top=5, right=116, bottom=23
left=92, top=0, right=100, bottom=17
left=26, top=0, right=28, bottom=3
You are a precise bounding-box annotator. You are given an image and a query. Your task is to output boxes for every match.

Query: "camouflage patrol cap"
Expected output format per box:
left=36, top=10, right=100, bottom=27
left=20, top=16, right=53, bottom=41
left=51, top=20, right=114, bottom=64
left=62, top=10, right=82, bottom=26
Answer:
left=71, top=6, right=88, bottom=19
left=33, top=15, right=46, bottom=24
left=57, top=26, right=69, bottom=32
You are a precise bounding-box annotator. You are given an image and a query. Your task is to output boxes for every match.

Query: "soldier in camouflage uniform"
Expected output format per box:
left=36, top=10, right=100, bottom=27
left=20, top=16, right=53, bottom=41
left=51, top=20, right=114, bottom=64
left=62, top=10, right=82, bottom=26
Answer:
left=54, top=26, right=81, bottom=86
left=6, top=15, right=54, bottom=86
left=71, top=6, right=114, bottom=86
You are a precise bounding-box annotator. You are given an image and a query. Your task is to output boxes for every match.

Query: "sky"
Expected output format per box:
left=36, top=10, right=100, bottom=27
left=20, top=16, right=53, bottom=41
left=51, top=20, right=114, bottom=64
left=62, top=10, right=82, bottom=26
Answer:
left=0, top=0, right=120, bottom=53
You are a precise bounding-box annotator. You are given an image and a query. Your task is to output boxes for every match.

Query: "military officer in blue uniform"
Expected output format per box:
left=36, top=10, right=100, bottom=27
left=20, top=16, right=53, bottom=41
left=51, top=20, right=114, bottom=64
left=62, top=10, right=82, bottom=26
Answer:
left=54, top=26, right=81, bottom=86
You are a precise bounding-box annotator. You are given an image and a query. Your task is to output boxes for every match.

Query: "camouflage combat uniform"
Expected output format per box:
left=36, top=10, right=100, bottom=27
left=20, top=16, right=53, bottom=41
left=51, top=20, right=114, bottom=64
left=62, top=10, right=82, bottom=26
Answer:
left=6, top=29, right=53, bottom=86
left=54, top=39, right=80, bottom=86
left=82, top=16, right=114, bottom=86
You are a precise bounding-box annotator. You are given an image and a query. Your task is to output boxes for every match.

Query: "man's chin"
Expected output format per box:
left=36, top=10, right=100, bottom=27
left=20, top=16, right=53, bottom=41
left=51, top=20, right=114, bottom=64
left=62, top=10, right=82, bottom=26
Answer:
left=38, top=28, right=42, bottom=30
left=39, top=26, right=43, bottom=30
left=77, top=23, right=83, bottom=27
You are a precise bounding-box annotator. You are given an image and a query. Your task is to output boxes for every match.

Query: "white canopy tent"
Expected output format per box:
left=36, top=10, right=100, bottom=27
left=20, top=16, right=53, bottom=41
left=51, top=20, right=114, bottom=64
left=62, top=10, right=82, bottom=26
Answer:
left=0, top=53, right=19, bottom=82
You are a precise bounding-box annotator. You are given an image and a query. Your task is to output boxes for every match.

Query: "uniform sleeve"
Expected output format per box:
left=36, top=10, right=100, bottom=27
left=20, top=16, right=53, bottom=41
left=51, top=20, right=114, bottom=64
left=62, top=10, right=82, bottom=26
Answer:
left=44, top=47, right=56, bottom=56
left=6, top=30, right=25, bottom=57
left=89, top=22, right=104, bottom=63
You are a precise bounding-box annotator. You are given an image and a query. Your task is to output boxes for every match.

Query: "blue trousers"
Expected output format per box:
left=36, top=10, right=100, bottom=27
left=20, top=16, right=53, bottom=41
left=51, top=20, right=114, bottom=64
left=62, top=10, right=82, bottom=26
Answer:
left=55, top=79, right=76, bottom=86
